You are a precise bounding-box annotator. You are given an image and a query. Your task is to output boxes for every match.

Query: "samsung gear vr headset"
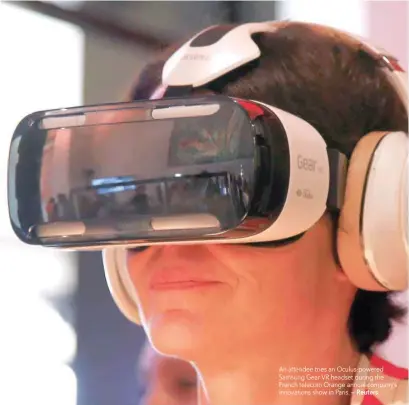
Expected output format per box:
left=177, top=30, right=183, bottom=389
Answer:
left=7, top=22, right=408, bottom=324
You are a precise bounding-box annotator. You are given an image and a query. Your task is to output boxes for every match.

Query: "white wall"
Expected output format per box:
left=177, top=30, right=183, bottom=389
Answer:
left=0, top=4, right=83, bottom=404
left=368, top=1, right=408, bottom=69
left=83, top=33, right=154, bottom=104
left=278, top=0, right=366, bottom=35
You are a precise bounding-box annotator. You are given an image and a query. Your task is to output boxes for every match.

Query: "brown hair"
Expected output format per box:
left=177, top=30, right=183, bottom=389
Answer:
left=129, top=21, right=407, bottom=353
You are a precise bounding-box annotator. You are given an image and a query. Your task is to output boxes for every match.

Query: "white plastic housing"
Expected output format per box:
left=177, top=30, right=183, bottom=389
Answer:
left=247, top=103, right=330, bottom=241
left=163, top=23, right=277, bottom=88
left=362, top=131, right=408, bottom=290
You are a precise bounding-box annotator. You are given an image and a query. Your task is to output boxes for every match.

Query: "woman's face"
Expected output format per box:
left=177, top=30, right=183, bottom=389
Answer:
left=127, top=213, right=357, bottom=362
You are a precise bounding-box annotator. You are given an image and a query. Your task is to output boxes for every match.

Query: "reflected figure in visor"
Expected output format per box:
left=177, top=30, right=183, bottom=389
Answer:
left=130, top=185, right=150, bottom=214
left=56, top=193, right=75, bottom=220
left=45, top=197, right=58, bottom=222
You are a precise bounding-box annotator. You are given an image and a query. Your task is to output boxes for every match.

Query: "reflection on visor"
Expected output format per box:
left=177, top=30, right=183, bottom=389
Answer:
left=8, top=97, right=257, bottom=246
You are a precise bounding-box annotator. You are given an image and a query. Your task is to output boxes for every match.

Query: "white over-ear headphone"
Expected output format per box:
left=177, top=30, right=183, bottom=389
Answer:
left=103, top=21, right=408, bottom=325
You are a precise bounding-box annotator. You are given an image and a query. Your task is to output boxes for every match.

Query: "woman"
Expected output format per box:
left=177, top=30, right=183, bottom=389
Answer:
left=112, top=21, right=407, bottom=405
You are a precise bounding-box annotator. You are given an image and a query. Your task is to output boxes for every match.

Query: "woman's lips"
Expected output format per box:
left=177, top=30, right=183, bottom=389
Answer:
left=150, top=280, right=222, bottom=291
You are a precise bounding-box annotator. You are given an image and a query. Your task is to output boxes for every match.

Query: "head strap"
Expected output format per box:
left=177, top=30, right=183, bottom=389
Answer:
left=161, top=22, right=407, bottom=111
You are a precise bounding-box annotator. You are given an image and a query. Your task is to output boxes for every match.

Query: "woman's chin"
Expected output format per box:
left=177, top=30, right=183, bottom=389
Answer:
left=146, top=310, right=205, bottom=360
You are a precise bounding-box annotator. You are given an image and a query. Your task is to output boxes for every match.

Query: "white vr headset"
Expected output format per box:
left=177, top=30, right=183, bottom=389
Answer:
left=7, top=22, right=408, bottom=326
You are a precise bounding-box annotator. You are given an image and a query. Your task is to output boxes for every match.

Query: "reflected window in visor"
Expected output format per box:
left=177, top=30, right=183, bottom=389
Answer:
left=8, top=96, right=279, bottom=247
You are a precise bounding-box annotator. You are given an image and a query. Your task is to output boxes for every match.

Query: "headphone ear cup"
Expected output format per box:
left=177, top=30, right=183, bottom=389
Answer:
left=103, top=248, right=141, bottom=324
left=338, top=131, right=408, bottom=291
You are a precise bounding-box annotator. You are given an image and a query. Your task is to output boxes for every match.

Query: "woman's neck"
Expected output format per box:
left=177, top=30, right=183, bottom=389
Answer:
left=195, top=327, right=360, bottom=405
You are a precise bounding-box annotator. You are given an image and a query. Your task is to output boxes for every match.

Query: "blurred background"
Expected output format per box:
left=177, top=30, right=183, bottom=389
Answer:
left=0, top=1, right=406, bottom=405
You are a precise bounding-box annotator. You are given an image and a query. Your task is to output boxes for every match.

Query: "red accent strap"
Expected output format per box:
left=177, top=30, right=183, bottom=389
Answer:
left=389, top=59, right=405, bottom=72
left=370, top=354, right=408, bottom=380
left=235, top=99, right=265, bottom=120
left=362, top=394, right=383, bottom=405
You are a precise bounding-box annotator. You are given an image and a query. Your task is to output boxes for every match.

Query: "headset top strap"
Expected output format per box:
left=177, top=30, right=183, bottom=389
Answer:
left=161, top=21, right=407, bottom=112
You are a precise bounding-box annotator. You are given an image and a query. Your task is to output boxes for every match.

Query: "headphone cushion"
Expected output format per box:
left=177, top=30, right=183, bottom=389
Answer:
left=338, top=131, right=408, bottom=291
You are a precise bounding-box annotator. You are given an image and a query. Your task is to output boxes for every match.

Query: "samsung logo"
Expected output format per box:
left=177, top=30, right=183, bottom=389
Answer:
left=182, top=54, right=211, bottom=61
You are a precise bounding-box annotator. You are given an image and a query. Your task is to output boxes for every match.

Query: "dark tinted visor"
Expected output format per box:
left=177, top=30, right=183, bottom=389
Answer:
left=8, top=96, right=257, bottom=247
